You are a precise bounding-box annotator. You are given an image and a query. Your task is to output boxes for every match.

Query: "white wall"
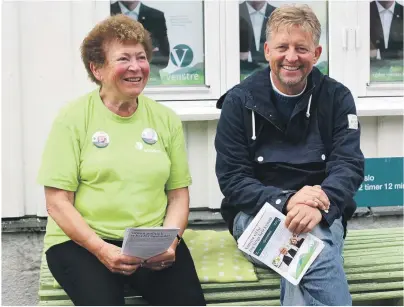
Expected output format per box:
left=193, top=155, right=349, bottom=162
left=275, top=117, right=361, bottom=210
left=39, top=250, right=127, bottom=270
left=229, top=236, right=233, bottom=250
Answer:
left=2, top=1, right=403, bottom=217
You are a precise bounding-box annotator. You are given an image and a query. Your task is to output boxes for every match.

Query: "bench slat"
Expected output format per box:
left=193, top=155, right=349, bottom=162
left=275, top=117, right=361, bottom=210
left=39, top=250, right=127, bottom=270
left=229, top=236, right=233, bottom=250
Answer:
left=204, top=289, right=280, bottom=301
left=344, top=242, right=403, bottom=250
left=343, top=247, right=403, bottom=257
left=351, top=290, right=404, bottom=301
left=344, top=263, right=404, bottom=274
left=349, top=281, right=404, bottom=292
left=347, top=228, right=403, bottom=236
left=208, top=299, right=280, bottom=306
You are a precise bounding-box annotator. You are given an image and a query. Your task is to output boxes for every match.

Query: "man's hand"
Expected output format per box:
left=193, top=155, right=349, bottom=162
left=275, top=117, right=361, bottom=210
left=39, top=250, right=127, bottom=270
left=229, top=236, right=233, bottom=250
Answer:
left=286, top=185, right=330, bottom=212
left=285, top=204, right=322, bottom=234
left=95, top=241, right=142, bottom=276
left=143, top=246, right=176, bottom=271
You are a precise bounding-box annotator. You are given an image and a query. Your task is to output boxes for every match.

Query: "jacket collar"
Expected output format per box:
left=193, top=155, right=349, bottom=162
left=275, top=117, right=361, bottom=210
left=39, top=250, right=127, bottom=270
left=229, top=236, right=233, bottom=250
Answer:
left=216, top=66, right=325, bottom=117
left=242, top=66, right=324, bottom=122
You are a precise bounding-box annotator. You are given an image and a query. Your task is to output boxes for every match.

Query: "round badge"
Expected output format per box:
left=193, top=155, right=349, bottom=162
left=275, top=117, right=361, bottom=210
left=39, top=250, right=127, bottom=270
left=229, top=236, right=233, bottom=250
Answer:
left=141, top=128, right=158, bottom=145
left=92, top=131, right=110, bottom=148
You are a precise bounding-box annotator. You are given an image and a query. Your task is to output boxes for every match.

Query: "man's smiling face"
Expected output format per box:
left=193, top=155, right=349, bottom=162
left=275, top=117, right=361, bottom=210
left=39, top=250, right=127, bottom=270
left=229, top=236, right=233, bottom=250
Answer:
left=264, top=25, right=322, bottom=95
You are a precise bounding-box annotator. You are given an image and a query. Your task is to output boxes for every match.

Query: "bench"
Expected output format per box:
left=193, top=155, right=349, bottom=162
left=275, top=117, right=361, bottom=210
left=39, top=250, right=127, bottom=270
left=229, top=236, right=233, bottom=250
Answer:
left=38, top=227, right=404, bottom=306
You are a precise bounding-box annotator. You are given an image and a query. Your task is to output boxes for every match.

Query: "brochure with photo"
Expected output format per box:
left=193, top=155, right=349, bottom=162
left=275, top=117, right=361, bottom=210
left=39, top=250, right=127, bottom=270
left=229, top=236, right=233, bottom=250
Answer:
left=237, top=202, right=324, bottom=285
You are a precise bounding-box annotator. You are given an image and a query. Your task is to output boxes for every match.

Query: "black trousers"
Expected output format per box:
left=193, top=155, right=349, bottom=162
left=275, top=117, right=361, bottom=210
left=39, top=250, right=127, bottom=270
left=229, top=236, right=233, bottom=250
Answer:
left=46, top=239, right=206, bottom=306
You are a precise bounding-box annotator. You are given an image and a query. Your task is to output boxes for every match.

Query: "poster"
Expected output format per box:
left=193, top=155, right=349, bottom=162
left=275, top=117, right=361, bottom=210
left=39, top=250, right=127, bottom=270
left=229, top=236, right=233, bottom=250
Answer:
left=110, top=1, right=205, bottom=86
left=239, top=1, right=329, bottom=80
left=369, top=0, right=403, bottom=83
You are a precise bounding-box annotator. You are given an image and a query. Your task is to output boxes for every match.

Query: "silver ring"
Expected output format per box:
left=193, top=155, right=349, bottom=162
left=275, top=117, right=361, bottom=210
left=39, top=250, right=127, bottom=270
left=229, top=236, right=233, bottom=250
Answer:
left=122, top=270, right=125, bottom=274
left=161, top=262, right=165, bottom=267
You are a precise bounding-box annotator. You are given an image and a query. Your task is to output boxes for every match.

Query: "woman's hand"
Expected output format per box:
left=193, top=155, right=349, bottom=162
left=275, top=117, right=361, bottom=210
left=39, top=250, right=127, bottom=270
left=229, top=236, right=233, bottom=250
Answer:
left=143, top=246, right=176, bottom=271
left=95, top=241, right=143, bottom=276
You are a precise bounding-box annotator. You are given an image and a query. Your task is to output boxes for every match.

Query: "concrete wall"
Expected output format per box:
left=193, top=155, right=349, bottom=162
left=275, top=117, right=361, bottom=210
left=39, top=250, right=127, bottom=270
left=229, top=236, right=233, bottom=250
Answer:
left=2, top=232, right=44, bottom=306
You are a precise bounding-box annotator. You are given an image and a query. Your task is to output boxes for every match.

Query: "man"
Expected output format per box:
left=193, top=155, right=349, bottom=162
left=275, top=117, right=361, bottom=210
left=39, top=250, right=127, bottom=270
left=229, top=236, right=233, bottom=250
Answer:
left=289, top=236, right=304, bottom=249
left=279, top=247, right=295, bottom=266
left=239, top=1, right=276, bottom=65
left=215, top=4, right=364, bottom=306
left=370, top=0, right=403, bottom=61
left=111, top=1, right=170, bottom=69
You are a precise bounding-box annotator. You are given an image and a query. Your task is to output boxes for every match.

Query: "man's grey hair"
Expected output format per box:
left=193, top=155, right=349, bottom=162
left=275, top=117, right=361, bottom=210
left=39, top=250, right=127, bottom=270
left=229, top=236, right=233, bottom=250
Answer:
left=265, top=4, right=322, bottom=46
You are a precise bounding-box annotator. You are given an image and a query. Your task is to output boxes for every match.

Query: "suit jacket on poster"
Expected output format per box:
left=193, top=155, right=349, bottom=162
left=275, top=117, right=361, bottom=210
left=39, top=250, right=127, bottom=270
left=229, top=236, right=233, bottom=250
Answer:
left=239, top=1, right=276, bottom=64
left=370, top=1, right=403, bottom=60
left=111, top=2, right=170, bottom=68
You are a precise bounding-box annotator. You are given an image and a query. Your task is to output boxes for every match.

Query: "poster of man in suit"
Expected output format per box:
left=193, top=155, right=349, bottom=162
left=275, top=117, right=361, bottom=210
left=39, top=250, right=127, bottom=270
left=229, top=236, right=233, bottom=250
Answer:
left=111, top=1, right=170, bottom=69
left=239, top=1, right=276, bottom=69
left=110, top=1, right=205, bottom=86
left=369, top=1, right=403, bottom=82
left=239, top=1, right=329, bottom=80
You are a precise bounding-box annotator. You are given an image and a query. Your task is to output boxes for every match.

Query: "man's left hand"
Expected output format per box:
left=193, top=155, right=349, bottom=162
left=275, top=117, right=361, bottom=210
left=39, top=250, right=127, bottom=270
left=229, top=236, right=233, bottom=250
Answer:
left=285, top=204, right=322, bottom=234
left=143, top=246, right=176, bottom=271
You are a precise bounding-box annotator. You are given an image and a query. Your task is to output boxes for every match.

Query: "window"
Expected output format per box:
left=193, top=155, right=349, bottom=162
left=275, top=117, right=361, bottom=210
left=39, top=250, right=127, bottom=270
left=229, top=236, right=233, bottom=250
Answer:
left=110, top=1, right=205, bottom=86
left=369, top=0, right=403, bottom=83
left=106, top=1, right=221, bottom=101
left=238, top=1, right=329, bottom=80
left=354, top=0, right=404, bottom=97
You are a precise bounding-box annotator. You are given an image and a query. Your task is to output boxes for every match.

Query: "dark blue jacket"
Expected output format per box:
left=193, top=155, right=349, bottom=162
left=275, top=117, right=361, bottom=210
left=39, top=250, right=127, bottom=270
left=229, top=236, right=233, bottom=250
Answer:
left=215, top=67, right=365, bottom=233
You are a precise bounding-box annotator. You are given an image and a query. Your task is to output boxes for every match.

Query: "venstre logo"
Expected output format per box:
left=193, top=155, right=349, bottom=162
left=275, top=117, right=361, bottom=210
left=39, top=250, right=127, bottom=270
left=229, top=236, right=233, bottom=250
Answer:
left=170, top=44, right=193, bottom=67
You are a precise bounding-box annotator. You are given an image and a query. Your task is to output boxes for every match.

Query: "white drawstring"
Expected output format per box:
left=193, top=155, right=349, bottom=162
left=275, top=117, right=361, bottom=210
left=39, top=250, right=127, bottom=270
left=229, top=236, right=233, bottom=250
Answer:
left=306, top=94, right=312, bottom=118
left=251, top=110, right=256, bottom=140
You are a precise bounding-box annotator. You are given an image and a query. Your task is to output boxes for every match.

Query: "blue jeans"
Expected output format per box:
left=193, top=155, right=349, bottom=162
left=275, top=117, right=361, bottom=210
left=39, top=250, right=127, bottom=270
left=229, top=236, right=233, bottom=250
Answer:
left=233, top=211, right=352, bottom=306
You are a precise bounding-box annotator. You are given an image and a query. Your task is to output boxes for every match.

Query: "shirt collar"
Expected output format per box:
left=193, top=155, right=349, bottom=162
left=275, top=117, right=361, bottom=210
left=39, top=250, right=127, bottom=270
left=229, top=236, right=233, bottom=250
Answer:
left=376, top=1, right=395, bottom=14
left=118, top=1, right=141, bottom=16
left=246, top=1, right=267, bottom=15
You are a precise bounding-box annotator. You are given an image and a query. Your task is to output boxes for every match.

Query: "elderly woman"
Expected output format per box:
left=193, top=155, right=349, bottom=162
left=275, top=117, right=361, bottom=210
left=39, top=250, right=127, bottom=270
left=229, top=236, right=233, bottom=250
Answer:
left=37, top=14, right=206, bottom=306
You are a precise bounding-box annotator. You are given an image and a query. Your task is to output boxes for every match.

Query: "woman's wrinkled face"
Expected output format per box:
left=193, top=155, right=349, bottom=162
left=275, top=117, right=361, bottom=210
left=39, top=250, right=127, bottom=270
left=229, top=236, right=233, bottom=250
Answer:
left=94, top=40, right=150, bottom=99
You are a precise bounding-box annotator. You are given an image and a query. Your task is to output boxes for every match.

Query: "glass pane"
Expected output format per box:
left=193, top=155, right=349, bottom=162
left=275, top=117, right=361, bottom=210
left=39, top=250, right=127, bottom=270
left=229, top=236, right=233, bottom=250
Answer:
left=369, top=0, right=403, bottom=83
left=239, top=1, right=329, bottom=80
left=110, top=1, right=205, bottom=86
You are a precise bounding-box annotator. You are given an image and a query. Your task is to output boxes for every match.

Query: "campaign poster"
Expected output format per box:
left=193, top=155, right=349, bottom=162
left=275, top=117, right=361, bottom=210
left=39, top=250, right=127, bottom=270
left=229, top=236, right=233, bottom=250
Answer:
left=369, top=0, right=403, bottom=83
left=110, top=1, right=205, bottom=86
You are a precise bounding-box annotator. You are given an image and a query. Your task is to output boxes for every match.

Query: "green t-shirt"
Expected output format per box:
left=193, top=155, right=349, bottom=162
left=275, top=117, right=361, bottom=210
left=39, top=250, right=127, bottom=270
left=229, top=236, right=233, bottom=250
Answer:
left=38, top=89, right=192, bottom=251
